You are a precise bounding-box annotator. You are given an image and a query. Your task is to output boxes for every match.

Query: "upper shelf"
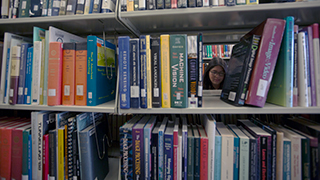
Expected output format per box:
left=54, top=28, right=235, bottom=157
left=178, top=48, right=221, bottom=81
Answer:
left=118, top=1, right=320, bottom=40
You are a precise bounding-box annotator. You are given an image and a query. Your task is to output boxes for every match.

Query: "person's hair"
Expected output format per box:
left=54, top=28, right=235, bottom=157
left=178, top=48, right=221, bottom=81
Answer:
left=203, top=57, right=228, bottom=89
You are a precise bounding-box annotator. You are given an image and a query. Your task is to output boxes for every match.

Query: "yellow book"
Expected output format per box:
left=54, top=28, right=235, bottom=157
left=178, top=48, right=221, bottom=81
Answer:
left=246, top=0, right=258, bottom=5
left=58, top=128, right=65, bottom=180
left=39, top=38, right=46, bottom=105
left=146, top=35, right=152, bottom=109
left=160, top=35, right=171, bottom=108
left=127, top=0, right=134, bottom=11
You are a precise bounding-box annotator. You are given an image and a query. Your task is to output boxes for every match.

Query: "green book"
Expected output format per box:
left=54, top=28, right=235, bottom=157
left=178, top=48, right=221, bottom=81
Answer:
left=22, top=127, right=31, bottom=178
left=170, top=34, right=188, bottom=108
left=187, top=125, right=194, bottom=180
left=18, top=0, right=31, bottom=17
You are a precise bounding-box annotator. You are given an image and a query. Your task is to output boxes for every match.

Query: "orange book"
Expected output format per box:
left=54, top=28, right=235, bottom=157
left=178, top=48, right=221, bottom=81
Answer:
left=75, top=42, right=87, bottom=106
left=47, top=42, right=63, bottom=106
left=62, top=42, right=76, bottom=105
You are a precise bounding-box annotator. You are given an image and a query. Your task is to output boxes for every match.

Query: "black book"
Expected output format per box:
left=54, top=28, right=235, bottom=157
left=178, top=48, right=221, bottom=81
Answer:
left=49, top=129, right=57, bottom=179
left=66, top=0, right=77, bottom=15
left=151, top=122, right=161, bottom=179
left=220, top=34, right=261, bottom=106
left=151, top=37, right=161, bottom=108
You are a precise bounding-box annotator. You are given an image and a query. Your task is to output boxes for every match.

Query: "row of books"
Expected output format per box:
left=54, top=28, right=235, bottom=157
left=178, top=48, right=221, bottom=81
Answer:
left=220, top=17, right=320, bottom=107
left=0, top=0, right=116, bottom=19
left=120, top=114, right=320, bottom=180
left=0, top=112, right=111, bottom=180
left=118, top=34, right=203, bottom=109
left=203, top=44, right=234, bottom=59
left=0, top=26, right=117, bottom=106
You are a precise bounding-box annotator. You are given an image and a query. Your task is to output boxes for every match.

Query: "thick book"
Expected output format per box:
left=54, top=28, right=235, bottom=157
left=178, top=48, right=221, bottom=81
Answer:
left=17, top=43, right=32, bottom=104
left=221, top=34, right=261, bottom=106
left=87, top=36, right=116, bottom=106
left=62, top=42, right=76, bottom=105
left=244, top=18, right=286, bottom=107
left=144, top=116, right=157, bottom=180
left=164, top=121, right=174, bottom=180
left=65, top=0, right=77, bottom=14
left=151, top=37, right=161, bottom=108
left=160, top=35, right=171, bottom=108
left=18, top=0, right=30, bottom=17
left=75, top=42, right=87, bottom=106
left=267, top=16, right=294, bottom=107
left=24, top=46, right=33, bottom=105
left=29, top=0, right=42, bottom=16
left=132, top=115, right=151, bottom=180
left=91, top=0, right=101, bottom=13
left=170, top=34, right=188, bottom=108
left=151, top=122, right=161, bottom=179
left=312, top=23, right=320, bottom=106
left=158, top=117, right=168, bottom=180
left=58, top=0, right=67, bottom=15
left=119, top=36, right=131, bottom=109
left=140, top=35, right=147, bottom=108
left=75, top=0, right=85, bottom=14
left=130, top=38, right=140, bottom=109
left=187, top=36, right=198, bottom=108
left=47, top=42, right=63, bottom=106
left=100, top=0, right=115, bottom=12
left=197, top=33, right=203, bottom=107
left=9, top=45, right=21, bottom=105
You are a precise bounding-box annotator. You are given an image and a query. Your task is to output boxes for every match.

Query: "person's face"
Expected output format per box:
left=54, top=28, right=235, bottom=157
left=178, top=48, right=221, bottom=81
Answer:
left=209, top=66, right=225, bottom=87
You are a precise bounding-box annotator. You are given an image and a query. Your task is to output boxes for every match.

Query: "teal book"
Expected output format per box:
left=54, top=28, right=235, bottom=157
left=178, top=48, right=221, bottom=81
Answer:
left=18, top=0, right=31, bottom=17
left=87, top=36, right=117, bottom=106
left=228, top=125, right=239, bottom=180
left=22, top=127, right=31, bottom=179
left=187, top=125, right=194, bottom=180
left=214, top=129, right=221, bottom=180
left=267, top=16, right=294, bottom=107
left=170, top=34, right=188, bottom=108
left=283, top=137, right=291, bottom=180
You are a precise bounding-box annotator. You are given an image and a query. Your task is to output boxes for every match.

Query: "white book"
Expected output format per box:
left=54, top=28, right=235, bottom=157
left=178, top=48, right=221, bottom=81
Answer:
left=203, top=0, right=209, bottom=6
left=269, top=124, right=284, bottom=180
left=228, top=124, right=249, bottom=180
left=1, top=0, right=10, bottom=17
left=297, top=32, right=309, bottom=107
left=312, top=24, right=320, bottom=106
left=0, top=33, right=32, bottom=104
left=32, top=41, right=42, bottom=105
left=216, top=122, right=233, bottom=180
left=202, top=114, right=216, bottom=180
left=48, top=26, right=86, bottom=43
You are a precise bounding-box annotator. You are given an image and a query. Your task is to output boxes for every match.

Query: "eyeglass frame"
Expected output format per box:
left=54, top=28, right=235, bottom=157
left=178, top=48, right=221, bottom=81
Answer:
left=209, top=70, right=225, bottom=77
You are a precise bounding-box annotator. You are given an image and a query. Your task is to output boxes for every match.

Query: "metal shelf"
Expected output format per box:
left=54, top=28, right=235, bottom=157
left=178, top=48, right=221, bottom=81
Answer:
left=0, top=100, right=116, bottom=113
left=118, top=96, right=320, bottom=114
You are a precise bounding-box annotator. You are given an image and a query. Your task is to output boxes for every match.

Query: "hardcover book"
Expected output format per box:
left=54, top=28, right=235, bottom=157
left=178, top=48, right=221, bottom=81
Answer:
left=151, top=122, right=161, bottom=179
left=130, top=38, right=140, bottom=109
left=202, top=114, right=216, bottom=180
left=119, top=36, right=131, bottom=109
left=192, top=124, right=200, bottom=180
left=293, top=25, right=298, bottom=107
left=164, top=121, right=174, bottom=180
left=244, top=18, right=286, bottom=107
left=297, top=32, right=309, bottom=107
left=146, top=35, right=152, bottom=109
left=9, top=45, right=21, bottom=105
left=24, top=47, right=33, bottom=105
left=100, top=0, right=115, bottom=12
left=312, top=23, right=320, bottom=106
left=66, top=0, right=77, bottom=14
left=187, top=36, right=198, bottom=108
left=30, top=0, right=42, bottom=16
left=31, top=41, right=43, bottom=105
left=144, top=116, right=157, bottom=180
left=18, top=0, right=30, bottom=17
left=220, top=34, right=261, bottom=106
left=87, top=36, right=117, bottom=106
left=267, top=16, right=294, bottom=107
left=170, top=34, right=188, bottom=108
left=198, top=125, right=209, bottom=180
left=197, top=33, right=203, bottom=107
left=22, top=127, right=31, bottom=180
left=140, top=35, right=147, bottom=108
left=62, top=42, right=76, bottom=105
left=187, top=125, right=194, bottom=180
left=158, top=117, right=168, bottom=180
left=75, top=42, right=87, bottom=106
left=58, top=0, right=67, bottom=15
left=214, top=129, right=222, bottom=180
left=151, top=37, right=161, bottom=108
left=75, top=0, right=85, bottom=14
left=160, top=35, right=171, bottom=108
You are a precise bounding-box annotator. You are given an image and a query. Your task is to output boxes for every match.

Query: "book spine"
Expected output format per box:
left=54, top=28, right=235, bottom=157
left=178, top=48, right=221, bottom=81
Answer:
left=293, top=25, right=298, bottom=107
left=147, top=0, right=155, bottom=9
left=200, top=137, right=208, bottom=180
left=139, top=0, right=146, bottom=9
left=18, top=0, right=30, bottom=17
left=306, top=26, right=317, bottom=106
left=59, top=0, right=67, bottom=15
left=22, top=130, right=30, bottom=178
left=67, top=119, right=75, bottom=179
left=83, top=0, right=92, bottom=14
left=79, top=131, right=94, bottom=179
left=133, top=128, right=144, bottom=180
left=51, top=0, right=61, bottom=15
left=283, top=141, right=291, bottom=180
left=164, top=0, right=170, bottom=8
left=9, top=45, right=21, bottom=105
left=194, top=135, right=200, bottom=180
left=49, top=130, right=57, bottom=179
left=214, top=136, right=221, bottom=180
left=101, top=0, right=116, bottom=12
left=164, top=133, right=173, bottom=180
left=187, top=136, right=194, bottom=180
left=303, top=30, right=312, bottom=107
left=48, top=0, right=53, bottom=16
left=39, top=39, right=46, bottom=105
left=62, top=42, right=76, bottom=106
left=249, top=138, right=258, bottom=180
left=3, top=48, right=11, bottom=104
left=58, top=128, right=65, bottom=180
left=43, top=134, right=49, bottom=180
left=75, top=42, right=87, bottom=106
left=119, top=36, right=131, bottom=109
left=120, top=128, right=130, bottom=179
left=1, top=128, right=13, bottom=180
left=134, top=0, right=138, bottom=10
left=28, top=134, right=32, bottom=180
left=43, top=31, right=49, bottom=106
left=47, top=42, right=63, bottom=106
left=17, top=44, right=30, bottom=104
left=30, top=0, right=42, bottom=16
left=312, top=23, right=320, bottom=106
left=140, top=35, right=147, bottom=108
left=24, top=47, right=33, bottom=105
left=170, top=34, right=188, bottom=108
left=127, top=0, right=133, bottom=11
left=144, top=127, right=151, bottom=180
left=245, top=19, right=285, bottom=107
left=75, top=0, right=85, bottom=14
left=32, top=41, right=42, bottom=105
left=42, top=0, right=49, bottom=16
left=310, top=144, right=319, bottom=180
left=197, top=33, right=203, bottom=107
left=239, top=138, right=249, bottom=180
left=188, top=58, right=198, bottom=107
left=225, top=0, right=235, bottom=6
left=297, top=32, right=309, bottom=107
left=130, top=39, right=140, bottom=109
left=301, top=138, right=310, bottom=179
left=188, top=0, right=196, bottom=7
left=151, top=131, right=158, bottom=179
left=182, top=130, right=187, bottom=180
left=260, top=136, right=268, bottom=180
left=72, top=130, right=80, bottom=180
left=151, top=37, right=161, bottom=108
left=173, top=130, right=178, bottom=180
left=160, top=35, right=171, bottom=108
left=233, top=137, right=239, bottom=180
left=11, top=129, right=24, bottom=180
left=146, top=35, right=152, bottom=109
left=158, top=130, right=165, bottom=180
left=196, top=0, right=202, bottom=7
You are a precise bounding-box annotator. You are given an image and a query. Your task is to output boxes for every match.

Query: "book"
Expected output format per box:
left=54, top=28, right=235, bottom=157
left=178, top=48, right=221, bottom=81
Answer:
left=140, top=35, right=147, bottom=109
left=75, top=0, right=85, bottom=14
left=164, top=121, right=174, bottom=180
left=100, top=0, right=115, bottom=12
left=58, top=0, right=67, bottom=15
left=181, top=116, right=188, bottom=180
left=42, top=134, right=49, bottom=180
left=66, top=0, right=77, bottom=14
left=202, top=114, right=216, bottom=180
left=119, top=36, right=131, bottom=109
left=144, top=116, right=156, bottom=180
left=8, top=45, right=21, bottom=105
left=192, top=124, right=200, bottom=180
left=78, top=116, right=109, bottom=179
left=75, top=42, right=87, bottom=106
left=170, top=34, right=188, bottom=108
left=214, top=128, right=222, bottom=180
left=187, top=125, right=194, bottom=180
left=22, top=127, right=31, bottom=180
left=48, top=26, right=86, bottom=43
left=146, top=35, right=152, bottom=109
left=132, top=115, right=151, bottom=180
left=297, top=32, right=309, bottom=107
left=24, top=46, right=33, bottom=105
left=18, top=0, right=30, bottom=17
left=42, top=0, right=49, bottom=16
left=158, top=117, right=168, bottom=180
left=160, top=35, right=171, bottom=108
left=244, top=18, right=286, bottom=107
left=49, top=129, right=57, bottom=179
left=197, top=33, right=203, bottom=107
left=83, top=0, right=93, bottom=14
left=173, top=118, right=179, bottom=180
left=187, top=36, right=198, bottom=108
left=92, top=0, right=102, bottom=13
left=151, top=122, right=161, bottom=179
left=129, top=38, right=140, bottom=109
left=29, top=0, right=42, bottom=16
left=151, top=37, right=161, bottom=108
left=312, top=23, right=320, bottom=106
left=293, top=25, right=298, bottom=107
left=198, top=125, right=208, bottom=180
left=62, top=42, right=76, bottom=105
left=87, top=36, right=117, bottom=106
left=17, top=43, right=32, bottom=104
left=266, top=16, right=294, bottom=107
left=220, top=34, right=261, bottom=106
left=47, top=42, right=63, bottom=106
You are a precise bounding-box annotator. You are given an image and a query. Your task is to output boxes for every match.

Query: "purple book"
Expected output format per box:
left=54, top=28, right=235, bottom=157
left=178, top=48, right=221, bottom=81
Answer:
left=244, top=18, right=286, bottom=107
left=9, top=46, right=21, bottom=105
left=132, top=115, right=151, bottom=180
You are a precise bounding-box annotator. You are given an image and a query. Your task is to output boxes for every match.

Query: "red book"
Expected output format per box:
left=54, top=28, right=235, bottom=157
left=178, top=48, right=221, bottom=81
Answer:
left=171, top=0, right=177, bottom=8
left=173, top=119, right=179, bottom=180
left=75, top=42, right=87, bottom=106
left=43, top=134, right=49, bottom=180
left=47, top=42, right=63, bottom=106
left=62, top=42, right=76, bottom=105
left=11, top=123, right=31, bottom=180
left=245, top=18, right=286, bottom=107
left=198, top=125, right=208, bottom=180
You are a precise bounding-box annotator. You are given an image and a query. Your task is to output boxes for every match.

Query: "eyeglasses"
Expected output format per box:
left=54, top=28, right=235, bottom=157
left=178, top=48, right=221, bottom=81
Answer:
left=209, top=70, right=225, bottom=77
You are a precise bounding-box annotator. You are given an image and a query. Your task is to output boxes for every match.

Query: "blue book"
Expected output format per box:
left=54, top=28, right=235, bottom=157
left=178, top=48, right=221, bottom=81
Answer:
left=187, top=125, right=194, bottom=180
left=51, top=0, right=61, bottom=15
left=225, top=0, right=235, bottom=5
left=28, top=134, right=32, bottom=180
left=283, top=137, right=291, bottom=180
left=30, top=0, right=42, bottom=16
left=139, top=35, right=147, bottom=108
left=92, top=0, right=102, bottom=13
left=24, top=47, right=33, bottom=105
left=228, top=125, right=240, bottom=180
left=144, top=116, right=157, bottom=180
left=17, top=43, right=32, bottom=104
left=119, top=36, right=131, bottom=109
left=151, top=122, right=161, bottom=179
left=164, top=121, right=174, bottom=180
left=214, top=129, right=222, bottom=180
left=87, top=36, right=116, bottom=106
left=22, top=128, right=31, bottom=179
left=66, top=0, right=77, bottom=14
left=193, top=125, right=200, bottom=180
left=42, top=0, right=49, bottom=16
left=3, top=48, right=10, bottom=103
left=130, top=39, right=140, bottom=109
left=158, top=117, right=168, bottom=180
